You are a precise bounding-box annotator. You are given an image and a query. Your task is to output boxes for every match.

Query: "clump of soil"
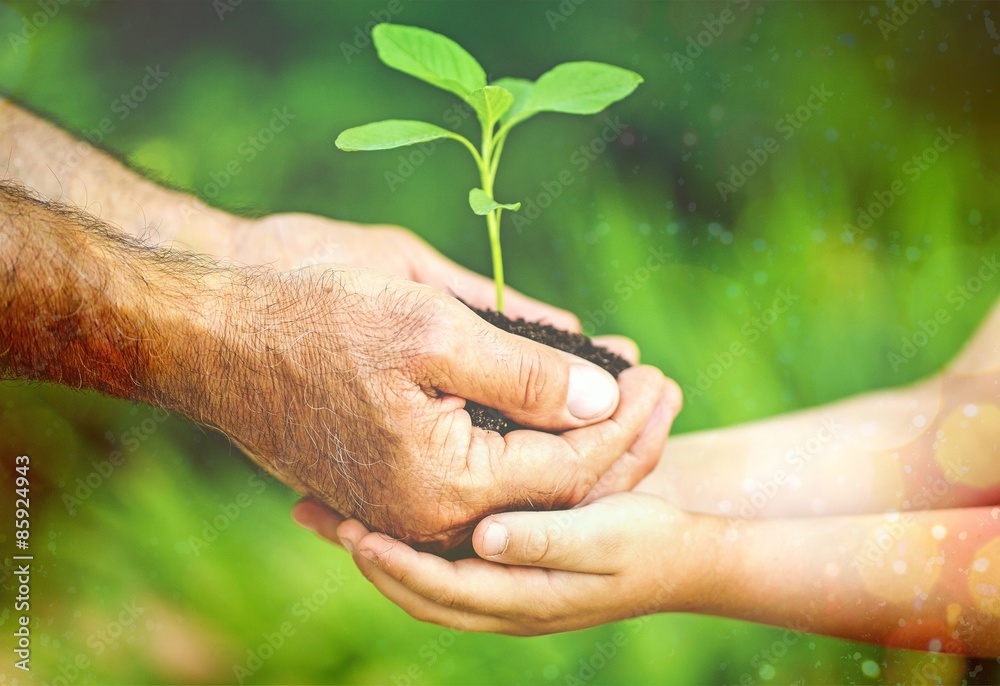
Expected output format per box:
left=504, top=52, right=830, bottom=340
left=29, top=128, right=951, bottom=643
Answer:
left=465, top=305, right=631, bottom=434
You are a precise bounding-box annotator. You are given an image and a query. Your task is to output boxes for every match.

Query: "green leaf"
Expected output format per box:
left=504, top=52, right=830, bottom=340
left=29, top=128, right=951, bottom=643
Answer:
left=467, top=86, right=513, bottom=126
left=492, top=77, right=533, bottom=124
left=335, top=120, right=455, bottom=151
left=372, top=24, right=486, bottom=100
left=469, top=188, right=521, bottom=215
left=522, top=61, right=643, bottom=118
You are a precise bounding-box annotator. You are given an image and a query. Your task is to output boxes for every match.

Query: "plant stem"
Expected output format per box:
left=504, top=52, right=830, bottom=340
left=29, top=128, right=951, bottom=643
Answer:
left=489, top=130, right=508, bottom=179
left=486, top=208, right=504, bottom=312
left=479, top=118, right=505, bottom=312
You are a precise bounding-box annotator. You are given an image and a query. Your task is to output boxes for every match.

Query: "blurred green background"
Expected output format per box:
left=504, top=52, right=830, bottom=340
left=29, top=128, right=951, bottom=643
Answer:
left=1, top=0, right=998, bottom=684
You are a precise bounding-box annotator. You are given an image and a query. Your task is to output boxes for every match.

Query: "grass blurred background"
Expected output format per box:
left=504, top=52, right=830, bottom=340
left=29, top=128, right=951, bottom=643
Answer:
left=1, top=0, right=998, bottom=684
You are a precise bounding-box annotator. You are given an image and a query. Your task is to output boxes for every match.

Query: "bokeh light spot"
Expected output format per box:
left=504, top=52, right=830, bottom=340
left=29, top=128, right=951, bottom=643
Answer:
left=858, top=524, right=941, bottom=604
left=934, top=404, right=1000, bottom=488
left=968, top=538, right=1000, bottom=619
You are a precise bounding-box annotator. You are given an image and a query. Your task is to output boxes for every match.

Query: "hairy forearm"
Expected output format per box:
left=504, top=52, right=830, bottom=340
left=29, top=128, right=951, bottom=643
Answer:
left=0, top=182, right=364, bottom=503
left=0, top=182, right=201, bottom=397
left=705, top=506, right=1000, bottom=655
left=0, top=99, right=236, bottom=255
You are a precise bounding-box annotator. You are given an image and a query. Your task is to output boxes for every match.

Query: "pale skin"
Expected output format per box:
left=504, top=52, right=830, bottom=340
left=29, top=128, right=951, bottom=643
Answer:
left=0, top=99, right=678, bottom=548
left=297, top=285, right=1000, bottom=653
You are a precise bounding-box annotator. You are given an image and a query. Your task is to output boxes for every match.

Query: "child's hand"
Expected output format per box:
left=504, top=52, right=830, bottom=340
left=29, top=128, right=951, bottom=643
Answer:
left=326, top=493, right=719, bottom=635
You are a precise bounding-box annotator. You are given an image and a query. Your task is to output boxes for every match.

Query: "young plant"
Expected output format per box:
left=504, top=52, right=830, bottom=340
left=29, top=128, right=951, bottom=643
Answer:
left=336, top=23, right=642, bottom=313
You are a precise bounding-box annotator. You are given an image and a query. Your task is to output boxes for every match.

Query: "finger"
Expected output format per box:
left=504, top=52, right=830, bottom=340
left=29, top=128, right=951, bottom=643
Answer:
left=581, top=377, right=684, bottom=503
left=428, top=304, right=620, bottom=430
left=355, top=528, right=609, bottom=632
left=292, top=498, right=347, bottom=547
left=416, top=250, right=582, bottom=332
left=472, top=501, right=641, bottom=573
left=480, top=365, right=666, bottom=510
left=591, top=335, right=640, bottom=365
left=340, top=527, right=510, bottom=632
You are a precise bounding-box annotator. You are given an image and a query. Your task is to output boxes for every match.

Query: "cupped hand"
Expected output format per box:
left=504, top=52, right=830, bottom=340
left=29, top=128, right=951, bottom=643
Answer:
left=298, top=488, right=714, bottom=635
left=190, top=264, right=671, bottom=550
left=222, top=213, right=586, bottom=332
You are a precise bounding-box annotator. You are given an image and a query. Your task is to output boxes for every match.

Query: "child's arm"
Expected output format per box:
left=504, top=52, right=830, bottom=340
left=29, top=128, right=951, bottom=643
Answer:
left=651, top=300, right=1000, bottom=518
left=334, top=495, right=1000, bottom=655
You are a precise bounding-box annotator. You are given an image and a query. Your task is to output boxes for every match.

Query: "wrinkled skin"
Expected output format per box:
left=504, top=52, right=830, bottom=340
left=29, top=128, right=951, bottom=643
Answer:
left=183, top=263, right=672, bottom=550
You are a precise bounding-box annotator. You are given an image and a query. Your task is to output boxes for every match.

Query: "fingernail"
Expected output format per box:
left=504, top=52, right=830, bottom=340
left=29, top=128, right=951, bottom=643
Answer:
left=342, top=537, right=355, bottom=554
left=482, top=522, right=509, bottom=557
left=567, top=364, right=619, bottom=420
left=360, top=548, right=378, bottom=565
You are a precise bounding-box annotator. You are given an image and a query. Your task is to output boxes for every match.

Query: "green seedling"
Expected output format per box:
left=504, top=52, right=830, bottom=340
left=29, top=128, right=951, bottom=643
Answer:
left=336, top=23, right=643, bottom=313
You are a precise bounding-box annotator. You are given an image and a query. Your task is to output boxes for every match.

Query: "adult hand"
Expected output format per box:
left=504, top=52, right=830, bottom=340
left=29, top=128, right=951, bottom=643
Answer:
left=187, top=263, right=670, bottom=550
left=200, top=212, right=588, bottom=332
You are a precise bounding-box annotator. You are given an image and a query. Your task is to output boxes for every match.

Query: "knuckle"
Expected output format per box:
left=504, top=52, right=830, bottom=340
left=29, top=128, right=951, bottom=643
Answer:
left=664, top=376, right=684, bottom=412
left=381, top=226, right=430, bottom=255
left=520, top=523, right=553, bottom=565
left=516, top=347, right=551, bottom=412
left=546, top=467, right=590, bottom=509
left=517, top=599, right=559, bottom=627
left=399, top=301, right=460, bottom=379
left=358, top=560, right=380, bottom=584
left=570, top=475, right=596, bottom=505
left=429, top=585, right=460, bottom=609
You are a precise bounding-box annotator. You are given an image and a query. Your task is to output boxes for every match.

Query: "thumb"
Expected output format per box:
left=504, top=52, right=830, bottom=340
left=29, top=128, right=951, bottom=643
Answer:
left=430, top=305, right=620, bottom=430
left=471, top=503, right=627, bottom=573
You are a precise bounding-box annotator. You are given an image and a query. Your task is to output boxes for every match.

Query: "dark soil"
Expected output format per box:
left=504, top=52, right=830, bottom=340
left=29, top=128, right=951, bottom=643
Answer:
left=466, top=306, right=632, bottom=434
